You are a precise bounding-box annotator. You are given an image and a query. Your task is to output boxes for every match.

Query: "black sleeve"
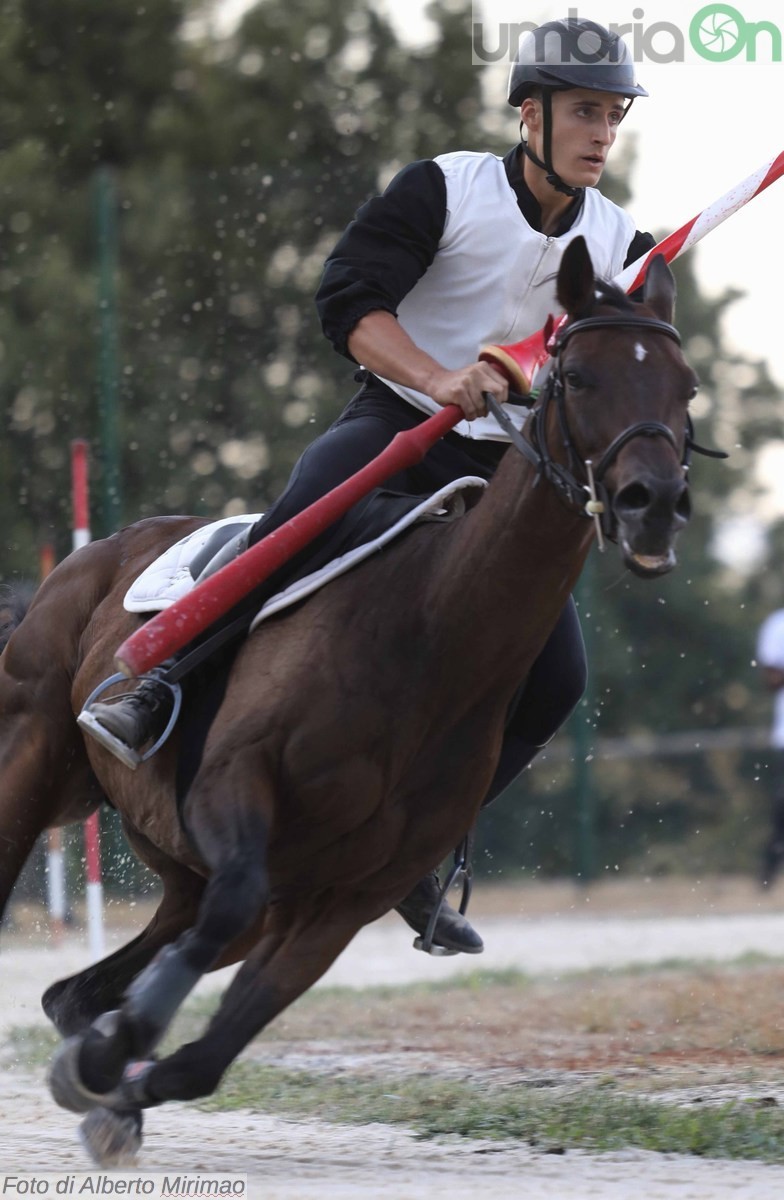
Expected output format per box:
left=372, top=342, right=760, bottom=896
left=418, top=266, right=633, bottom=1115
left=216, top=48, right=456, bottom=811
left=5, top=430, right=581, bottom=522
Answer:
left=315, top=159, right=447, bottom=361
left=625, top=229, right=656, bottom=268
left=625, top=229, right=657, bottom=300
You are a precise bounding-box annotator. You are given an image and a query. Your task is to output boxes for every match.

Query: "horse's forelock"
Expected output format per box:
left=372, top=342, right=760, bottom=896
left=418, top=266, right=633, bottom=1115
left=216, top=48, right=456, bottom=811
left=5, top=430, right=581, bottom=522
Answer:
left=593, top=280, right=635, bottom=312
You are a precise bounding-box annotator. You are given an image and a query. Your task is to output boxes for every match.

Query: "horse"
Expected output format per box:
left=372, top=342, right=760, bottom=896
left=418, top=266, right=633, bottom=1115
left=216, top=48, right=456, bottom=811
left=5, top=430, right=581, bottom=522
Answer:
left=0, top=237, right=700, bottom=1164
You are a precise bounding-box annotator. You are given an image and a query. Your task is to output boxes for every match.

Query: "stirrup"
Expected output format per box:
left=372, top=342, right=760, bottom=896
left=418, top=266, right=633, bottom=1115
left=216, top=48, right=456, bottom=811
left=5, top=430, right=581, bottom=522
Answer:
left=77, top=672, right=182, bottom=771
left=413, top=830, right=475, bottom=957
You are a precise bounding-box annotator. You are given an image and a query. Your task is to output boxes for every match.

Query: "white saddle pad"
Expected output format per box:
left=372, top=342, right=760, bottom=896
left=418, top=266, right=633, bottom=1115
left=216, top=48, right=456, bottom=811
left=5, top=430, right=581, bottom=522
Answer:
left=124, top=478, right=487, bottom=631
left=124, top=514, right=263, bottom=613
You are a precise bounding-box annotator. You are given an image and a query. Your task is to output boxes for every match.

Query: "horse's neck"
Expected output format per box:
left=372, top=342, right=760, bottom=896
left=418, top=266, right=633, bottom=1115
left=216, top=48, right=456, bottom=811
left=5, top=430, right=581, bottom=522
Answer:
left=431, top=447, right=594, bottom=670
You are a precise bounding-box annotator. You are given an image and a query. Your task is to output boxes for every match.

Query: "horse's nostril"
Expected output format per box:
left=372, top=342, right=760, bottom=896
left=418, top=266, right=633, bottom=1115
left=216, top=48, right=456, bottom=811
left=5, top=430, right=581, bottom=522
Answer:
left=615, top=482, right=651, bottom=514
left=615, top=480, right=691, bottom=523
left=676, top=488, right=691, bottom=521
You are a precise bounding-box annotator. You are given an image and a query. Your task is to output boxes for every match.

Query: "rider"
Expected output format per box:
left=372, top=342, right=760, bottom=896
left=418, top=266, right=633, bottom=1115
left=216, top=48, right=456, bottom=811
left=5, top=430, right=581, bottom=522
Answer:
left=82, top=18, right=653, bottom=954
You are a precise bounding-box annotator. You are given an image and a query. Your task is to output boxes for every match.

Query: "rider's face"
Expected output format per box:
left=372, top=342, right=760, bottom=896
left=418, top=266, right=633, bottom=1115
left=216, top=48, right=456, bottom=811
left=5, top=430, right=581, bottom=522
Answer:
left=526, top=89, right=626, bottom=189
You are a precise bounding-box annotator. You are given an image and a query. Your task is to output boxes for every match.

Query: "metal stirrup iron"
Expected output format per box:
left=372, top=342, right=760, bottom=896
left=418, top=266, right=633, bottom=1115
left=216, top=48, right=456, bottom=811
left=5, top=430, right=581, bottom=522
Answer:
left=77, top=671, right=183, bottom=771
left=413, top=830, right=476, bottom=956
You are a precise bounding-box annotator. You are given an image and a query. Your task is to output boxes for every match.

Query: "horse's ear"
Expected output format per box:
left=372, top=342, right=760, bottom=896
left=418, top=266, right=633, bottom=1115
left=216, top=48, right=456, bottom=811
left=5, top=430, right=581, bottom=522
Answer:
left=642, top=254, right=676, bottom=323
left=556, top=236, right=595, bottom=316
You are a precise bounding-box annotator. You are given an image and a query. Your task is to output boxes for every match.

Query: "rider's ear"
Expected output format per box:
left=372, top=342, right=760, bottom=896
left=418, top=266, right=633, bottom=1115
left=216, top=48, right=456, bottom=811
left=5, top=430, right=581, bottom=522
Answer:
left=520, top=97, right=541, bottom=131
left=642, top=254, right=676, bottom=324
left=556, top=235, right=595, bottom=316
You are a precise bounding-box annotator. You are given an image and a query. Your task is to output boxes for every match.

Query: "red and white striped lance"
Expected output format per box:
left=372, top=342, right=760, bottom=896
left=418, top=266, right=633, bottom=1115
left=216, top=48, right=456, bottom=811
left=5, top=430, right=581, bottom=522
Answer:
left=481, top=149, right=784, bottom=390
left=115, top=150, right=784, bottom=679
left=616, top=149, right=784, bottom=294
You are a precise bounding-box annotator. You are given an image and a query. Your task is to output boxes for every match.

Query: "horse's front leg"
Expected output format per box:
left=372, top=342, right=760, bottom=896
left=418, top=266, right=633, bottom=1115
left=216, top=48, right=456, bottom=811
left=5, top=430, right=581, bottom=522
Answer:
left=125, top=899, right=362, bottom=1107
left=48, top=753, right=273, bottom=1117
left=42, top=841, right=206, bottom=1037
left=57, top=900, right=362, bottom=1168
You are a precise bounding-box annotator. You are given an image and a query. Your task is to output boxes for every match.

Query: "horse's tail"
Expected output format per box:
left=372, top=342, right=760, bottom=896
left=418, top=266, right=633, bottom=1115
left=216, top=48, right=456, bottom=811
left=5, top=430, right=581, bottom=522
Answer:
left=0, top=582, right=37, bottom=654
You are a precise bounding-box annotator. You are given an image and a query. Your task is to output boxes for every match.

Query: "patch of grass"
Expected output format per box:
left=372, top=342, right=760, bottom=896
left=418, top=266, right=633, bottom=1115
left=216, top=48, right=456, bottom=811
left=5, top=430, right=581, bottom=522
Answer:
left=199, top=1064, right=784, bottom=1161
left=183, top=967, right=534, bottom=1020
left=588, top=952, right=784, bottom=977
left=9, top=959, right=784, bottom=1165
left=3, top=1024, right=60, bottom=1069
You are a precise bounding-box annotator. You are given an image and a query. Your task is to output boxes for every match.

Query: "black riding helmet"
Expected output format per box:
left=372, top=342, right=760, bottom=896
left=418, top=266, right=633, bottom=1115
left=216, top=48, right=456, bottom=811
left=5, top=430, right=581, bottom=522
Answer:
left=508, top=18, right=648, bottom=198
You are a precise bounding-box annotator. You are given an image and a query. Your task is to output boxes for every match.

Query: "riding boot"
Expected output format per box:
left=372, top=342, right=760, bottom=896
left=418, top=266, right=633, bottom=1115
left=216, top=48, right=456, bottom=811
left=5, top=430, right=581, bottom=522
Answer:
left=80, top=527, right=253, bottom=767
left=395, top=870, right=484, bottom=954
left=85, top=674, right=175, bottom=756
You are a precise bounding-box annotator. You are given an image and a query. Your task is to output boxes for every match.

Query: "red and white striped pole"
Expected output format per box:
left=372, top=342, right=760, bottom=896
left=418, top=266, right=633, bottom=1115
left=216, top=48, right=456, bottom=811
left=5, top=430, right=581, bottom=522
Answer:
left=71, top=438, right=91, bottom=551
left=40, top=542, right=67, bottom=943
left=71, top=439, right=105, bottom=959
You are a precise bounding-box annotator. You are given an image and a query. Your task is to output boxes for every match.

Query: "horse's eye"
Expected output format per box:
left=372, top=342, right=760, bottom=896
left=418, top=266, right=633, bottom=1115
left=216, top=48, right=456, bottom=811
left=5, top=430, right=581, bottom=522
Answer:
left=564, top=371, right=584, bottom=390
left=688, top=383, right=699, bottom=401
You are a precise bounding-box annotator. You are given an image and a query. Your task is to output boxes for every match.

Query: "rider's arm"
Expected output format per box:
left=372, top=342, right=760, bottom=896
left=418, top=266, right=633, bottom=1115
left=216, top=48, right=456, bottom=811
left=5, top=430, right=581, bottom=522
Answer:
left=347, top=311, right=507, bottom=421
left=316, top=159, right=446, bottom=361
left=318, top=159, right=506, bottom=420
left=625, top=229, right=656, bottom=268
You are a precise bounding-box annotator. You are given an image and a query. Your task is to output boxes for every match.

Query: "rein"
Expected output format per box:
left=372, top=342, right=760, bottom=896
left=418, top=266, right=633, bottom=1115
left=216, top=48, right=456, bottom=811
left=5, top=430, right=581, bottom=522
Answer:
left=486, top=312, right=726, bottom=551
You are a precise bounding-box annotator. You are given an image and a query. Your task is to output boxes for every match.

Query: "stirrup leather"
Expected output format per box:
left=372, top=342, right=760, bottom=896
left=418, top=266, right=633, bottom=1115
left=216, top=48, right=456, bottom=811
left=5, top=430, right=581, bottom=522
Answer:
left=413, top=830, right=475, bottom=957
left=77, top=672, right=182, bottom=770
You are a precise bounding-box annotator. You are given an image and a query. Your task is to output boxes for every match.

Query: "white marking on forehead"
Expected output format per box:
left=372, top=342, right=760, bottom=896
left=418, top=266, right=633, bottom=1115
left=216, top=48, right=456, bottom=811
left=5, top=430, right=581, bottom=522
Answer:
left=634, top=342, right=648, bottom=363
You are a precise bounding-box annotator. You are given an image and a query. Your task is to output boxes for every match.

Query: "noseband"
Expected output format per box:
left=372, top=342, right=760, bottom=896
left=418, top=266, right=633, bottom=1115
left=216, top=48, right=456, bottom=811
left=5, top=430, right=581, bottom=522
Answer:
left=486, top=312, right=726, bottom=550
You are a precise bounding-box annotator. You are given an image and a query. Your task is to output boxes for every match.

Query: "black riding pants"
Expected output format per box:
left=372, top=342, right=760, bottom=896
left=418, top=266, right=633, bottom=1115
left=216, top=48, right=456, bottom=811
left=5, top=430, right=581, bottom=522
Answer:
left=247, top=381, right=587, bottom=806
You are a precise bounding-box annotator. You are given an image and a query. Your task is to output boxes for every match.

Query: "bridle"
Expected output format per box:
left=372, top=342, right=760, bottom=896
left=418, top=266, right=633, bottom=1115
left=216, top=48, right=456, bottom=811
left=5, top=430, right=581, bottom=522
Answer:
left=485, top=312, right=726, bottom=551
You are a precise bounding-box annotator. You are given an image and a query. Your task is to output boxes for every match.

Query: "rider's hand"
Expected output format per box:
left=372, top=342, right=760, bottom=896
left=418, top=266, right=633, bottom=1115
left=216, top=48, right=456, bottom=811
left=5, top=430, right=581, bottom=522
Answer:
left=425, top=362, right=509, bottom=420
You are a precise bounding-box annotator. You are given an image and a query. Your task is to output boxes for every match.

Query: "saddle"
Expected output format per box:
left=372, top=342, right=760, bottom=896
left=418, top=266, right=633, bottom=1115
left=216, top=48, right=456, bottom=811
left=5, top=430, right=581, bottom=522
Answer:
left=124, top=477, right=488, bottom=629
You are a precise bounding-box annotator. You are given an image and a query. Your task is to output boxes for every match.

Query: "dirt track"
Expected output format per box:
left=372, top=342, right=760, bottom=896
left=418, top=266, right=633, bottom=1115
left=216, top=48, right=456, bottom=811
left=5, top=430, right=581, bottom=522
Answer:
left=3, top=877, right=784, bottom=1197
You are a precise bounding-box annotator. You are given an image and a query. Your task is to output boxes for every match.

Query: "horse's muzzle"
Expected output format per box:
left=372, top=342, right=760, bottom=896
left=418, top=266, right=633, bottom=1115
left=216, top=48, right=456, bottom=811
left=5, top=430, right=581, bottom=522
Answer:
left=613, top=474, right=691, bottom=578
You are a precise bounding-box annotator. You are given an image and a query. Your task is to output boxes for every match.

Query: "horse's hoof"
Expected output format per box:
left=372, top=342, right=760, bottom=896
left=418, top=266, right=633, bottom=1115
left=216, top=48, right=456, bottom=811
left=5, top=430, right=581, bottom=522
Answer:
left=79, top=1107, right=143, bottom=1168
left=49, top=1036, right=111, bottom=1114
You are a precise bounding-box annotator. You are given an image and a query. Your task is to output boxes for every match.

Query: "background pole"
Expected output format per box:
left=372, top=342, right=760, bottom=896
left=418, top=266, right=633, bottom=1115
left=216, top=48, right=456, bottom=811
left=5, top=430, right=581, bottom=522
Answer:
left=40, top=542, right=67, bottom=942
left=94, top=166, right=122, bottom=537
left=72, top=439, right=105, bottom=959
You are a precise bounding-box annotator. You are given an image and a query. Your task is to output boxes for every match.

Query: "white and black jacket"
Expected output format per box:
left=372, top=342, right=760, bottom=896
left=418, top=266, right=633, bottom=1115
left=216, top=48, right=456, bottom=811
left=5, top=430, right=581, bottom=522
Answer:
left=316, top=147, right=655, bottom=441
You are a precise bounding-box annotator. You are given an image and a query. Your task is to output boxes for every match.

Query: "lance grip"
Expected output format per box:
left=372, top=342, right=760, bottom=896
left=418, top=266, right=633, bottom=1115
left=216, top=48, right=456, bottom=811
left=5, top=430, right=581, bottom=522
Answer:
left=478, top=328, right=550, bottom=395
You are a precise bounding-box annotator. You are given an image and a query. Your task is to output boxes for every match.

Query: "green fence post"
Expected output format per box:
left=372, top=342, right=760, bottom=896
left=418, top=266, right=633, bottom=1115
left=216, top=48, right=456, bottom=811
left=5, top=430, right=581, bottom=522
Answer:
left=94, top=165, right=121, bottom=535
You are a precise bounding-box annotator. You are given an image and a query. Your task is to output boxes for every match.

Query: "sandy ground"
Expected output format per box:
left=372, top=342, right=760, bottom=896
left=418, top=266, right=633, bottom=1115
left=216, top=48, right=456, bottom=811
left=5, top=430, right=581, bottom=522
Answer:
left=3, top=877, right=784, bottom=1197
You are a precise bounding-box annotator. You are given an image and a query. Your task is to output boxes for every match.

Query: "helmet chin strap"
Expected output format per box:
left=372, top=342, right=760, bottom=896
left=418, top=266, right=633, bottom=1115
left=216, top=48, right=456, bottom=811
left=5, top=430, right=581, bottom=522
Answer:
left=519, top=90, right=581, bottom=199
left=521, top=138, right=581, bottom=198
